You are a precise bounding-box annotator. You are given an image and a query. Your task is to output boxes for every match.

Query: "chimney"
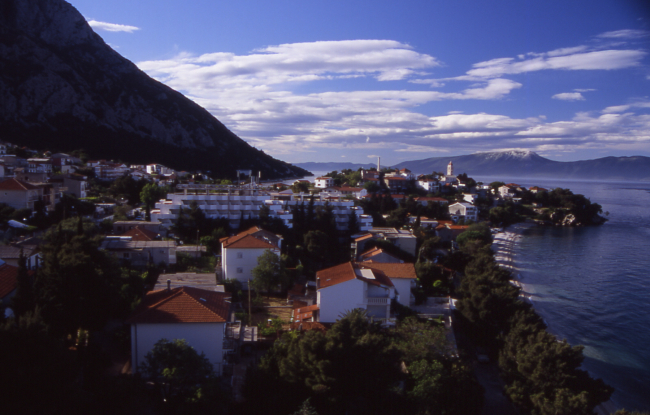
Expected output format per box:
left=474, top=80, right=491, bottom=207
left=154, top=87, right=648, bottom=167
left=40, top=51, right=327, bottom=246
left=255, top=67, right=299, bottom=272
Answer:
left=167, top=279, right=171, bottom=291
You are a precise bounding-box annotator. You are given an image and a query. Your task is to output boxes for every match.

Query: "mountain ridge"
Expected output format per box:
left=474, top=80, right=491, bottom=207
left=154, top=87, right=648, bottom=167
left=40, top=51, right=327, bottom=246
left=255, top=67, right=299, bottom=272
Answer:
left=0, top=0, right=308, bottom=179
left=295, top=151, right=650, bottom=181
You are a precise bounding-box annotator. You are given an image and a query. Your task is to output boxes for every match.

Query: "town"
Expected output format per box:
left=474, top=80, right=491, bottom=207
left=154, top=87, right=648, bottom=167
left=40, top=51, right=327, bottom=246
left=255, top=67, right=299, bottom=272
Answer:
left=0, top=143, right=611, bottom=415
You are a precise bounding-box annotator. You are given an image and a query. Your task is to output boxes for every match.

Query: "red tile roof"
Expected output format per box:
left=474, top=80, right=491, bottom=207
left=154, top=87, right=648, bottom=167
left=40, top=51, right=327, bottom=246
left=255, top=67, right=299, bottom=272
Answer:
left=358, top=262, right=417, bottom=280
left=0, top=178, right=39, bottom=191
left=220, top=226, right=280, bottom=249
left=126, top=286, right=231, bottom=324
left=122, top=226, right=158, bottom=241
left=317, top=262, right=394, bottom=289
left=358, top=247, right=401, bottom=263
left=0, top=263, right=19, bottom=298
left=317, top=262, right=357, bottom=289
left=224, top=234, right=277, bottom=249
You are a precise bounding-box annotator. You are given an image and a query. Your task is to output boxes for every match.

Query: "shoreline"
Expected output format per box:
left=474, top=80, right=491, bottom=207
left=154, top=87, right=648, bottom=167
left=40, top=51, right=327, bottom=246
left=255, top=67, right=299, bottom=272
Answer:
left=491, top=223, right=618, bottom=415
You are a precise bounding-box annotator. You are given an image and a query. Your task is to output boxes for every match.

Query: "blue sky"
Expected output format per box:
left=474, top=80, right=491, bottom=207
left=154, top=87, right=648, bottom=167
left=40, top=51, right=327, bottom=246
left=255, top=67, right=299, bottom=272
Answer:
left=72, top=0, right=650, bottom=165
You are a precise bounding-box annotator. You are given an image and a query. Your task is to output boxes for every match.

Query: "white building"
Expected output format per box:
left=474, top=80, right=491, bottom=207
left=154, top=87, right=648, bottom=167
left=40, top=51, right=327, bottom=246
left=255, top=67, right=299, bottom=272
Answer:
left=315, top=262, right=395, bottom=323
left=417, top=178, right=440, bottom=193
left=448, top=202, right=478, bottom=223
left=314, top=177, right=334, bottom=188
left=359, top=262, right=417, bottom=308
left=127, top=286, right=232, bottom=376
left=220, top=227, right=282, bottom=284
left=152, top=185, right=372, bottom=232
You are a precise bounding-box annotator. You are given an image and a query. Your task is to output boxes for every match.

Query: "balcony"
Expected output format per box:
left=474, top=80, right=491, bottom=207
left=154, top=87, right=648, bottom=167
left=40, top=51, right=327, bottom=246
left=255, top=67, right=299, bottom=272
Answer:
left=365, top=297, right=390, bottom=305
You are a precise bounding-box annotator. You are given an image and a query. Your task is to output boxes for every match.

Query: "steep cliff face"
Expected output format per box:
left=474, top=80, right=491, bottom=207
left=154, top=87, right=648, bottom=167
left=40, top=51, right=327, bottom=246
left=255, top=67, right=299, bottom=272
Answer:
left=0, top=0, right=308, bottom=178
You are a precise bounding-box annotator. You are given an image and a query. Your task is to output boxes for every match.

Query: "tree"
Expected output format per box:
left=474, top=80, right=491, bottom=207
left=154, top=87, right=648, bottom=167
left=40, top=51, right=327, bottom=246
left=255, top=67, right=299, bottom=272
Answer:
left=140, top=183, right=167, bottom=221
left=33, top=218, right=122, bottom=337
left=251, top=249, right=288, bottom=296
left=139, top=338, right=215, bottom=405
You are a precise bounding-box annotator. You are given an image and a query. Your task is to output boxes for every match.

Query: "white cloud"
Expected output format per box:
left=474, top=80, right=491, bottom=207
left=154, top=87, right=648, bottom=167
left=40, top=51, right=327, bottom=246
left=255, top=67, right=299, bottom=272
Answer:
left=466, top=49, right=646, bottom=78
left=134, top=38, right=650, bottom=160
left=87, top=19, right=140, bottom=33
left=553, top=92, right=585, bottom=101
left=597, top=29, right=650, bottom=39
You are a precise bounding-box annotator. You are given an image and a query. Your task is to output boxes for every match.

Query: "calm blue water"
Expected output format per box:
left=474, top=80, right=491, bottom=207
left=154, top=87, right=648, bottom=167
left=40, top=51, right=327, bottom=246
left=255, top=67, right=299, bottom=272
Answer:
left=495, top=179, right=650, bottom=412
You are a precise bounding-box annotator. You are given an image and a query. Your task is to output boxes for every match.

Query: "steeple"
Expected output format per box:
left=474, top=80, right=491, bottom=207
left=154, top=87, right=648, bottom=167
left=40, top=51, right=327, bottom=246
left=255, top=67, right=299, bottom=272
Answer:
left=447, top=161, right=453, bottom=176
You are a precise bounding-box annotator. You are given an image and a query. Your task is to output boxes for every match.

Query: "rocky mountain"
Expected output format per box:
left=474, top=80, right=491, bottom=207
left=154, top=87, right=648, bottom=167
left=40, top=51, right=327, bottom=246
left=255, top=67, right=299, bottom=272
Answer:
left=392, top=151, right=650, bottom=181
left=0, top=0, right=309, bottom=179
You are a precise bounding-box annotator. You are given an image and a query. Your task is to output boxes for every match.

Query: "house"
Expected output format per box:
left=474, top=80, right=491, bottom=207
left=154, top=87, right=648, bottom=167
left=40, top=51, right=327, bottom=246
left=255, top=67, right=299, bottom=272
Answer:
left=121, top=226, right=160, bottom=241
left=100, top=239, right=177, bottom=267
left=435, top=223, right=470, bottom=242
left=0, top=244, right=41, bottom=269
left=63, top=174, right=88, bottom=199
left=314, top=177, right=334, bottom=188
left=397, top=168, right=415, bottom=180
left=93, top=162, right=130, bottom=181
left=417, top=178, right=440, bottom=193
left=358, top=247, right=404, bottom=264
left=357, top=262, right=417, bottom=307
left=315, top=262, right=395, bottom=324
left=0, top=178, right=44, bottom=211
left=113, top=221, right=164, bottom=235
left=414, top=196, right=449, bottom=207
left=220, top=227, right=282, bottom=284
left=27, top=158, right=53, bottom=174
left=127, top=286, right=232, bottom=376
left=448, top=202, right=478, bottom=223
left=352, top=228, right=417, bottom=259
left=383, top=176, right=408, bottom=191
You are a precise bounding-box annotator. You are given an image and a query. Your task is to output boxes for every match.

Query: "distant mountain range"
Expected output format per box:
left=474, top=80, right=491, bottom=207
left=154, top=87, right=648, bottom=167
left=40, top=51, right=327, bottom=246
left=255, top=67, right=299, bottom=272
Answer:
left=0, top=0, right=308, bottom=179
left=296, top=151, right=650, bottom=181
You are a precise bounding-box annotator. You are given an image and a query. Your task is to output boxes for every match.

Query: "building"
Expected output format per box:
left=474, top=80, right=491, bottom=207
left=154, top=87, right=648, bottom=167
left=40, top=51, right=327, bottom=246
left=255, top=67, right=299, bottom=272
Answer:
left=358, top=262, right=417, bottom=308
left=100, top=239, right=177, bottom=267
left=127, top=286, right=232, bottom=376
left=352, top=227, right=418, bottom=259
left=417, top=178, right=440, bottom=193
left=0, top=178, right=44, bottom=211
left=152, top=185, right=372, bottom=232
left=448, top=202, right=478, bottom=223
left=27, top=158, right=52, bottom=174
left=113, top=221, right=164, bottom=235
left=315, top=262, right=395, bottom=323
left=314, top=177, right=334, bottom=188
left=220, top=227, right=282, bottom=284
left=63, top=174, right=88, bottom=199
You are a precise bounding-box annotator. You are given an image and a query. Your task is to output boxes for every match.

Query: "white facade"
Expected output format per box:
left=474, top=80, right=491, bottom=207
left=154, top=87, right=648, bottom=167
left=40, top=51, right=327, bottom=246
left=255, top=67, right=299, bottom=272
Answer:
left=222, top=246, right=279, bottom=284
left=314, top=177, right=334, bottom=188
left=417, top=178, right=440, bottom=193
left=390, top=278, right=413, bottom=308
left=153, top=185, right=372, bottom=232
left=317, top=278, right=392, bottom=323
left=448, top=202, right=478, bottom=223
left=130, top=322, right=226, bottom=375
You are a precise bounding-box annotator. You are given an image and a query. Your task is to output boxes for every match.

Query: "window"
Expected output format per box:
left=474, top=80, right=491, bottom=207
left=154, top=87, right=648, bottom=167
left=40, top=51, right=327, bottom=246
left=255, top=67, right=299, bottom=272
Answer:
left=237, top=252, right=243, bottom=259
left=236, top=268, right=243, bottom=273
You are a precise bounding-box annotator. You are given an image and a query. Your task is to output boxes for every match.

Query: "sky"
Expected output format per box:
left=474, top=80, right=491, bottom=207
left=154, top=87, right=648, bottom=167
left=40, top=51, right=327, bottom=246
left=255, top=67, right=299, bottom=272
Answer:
left=71, top=0, right=650, bottom=165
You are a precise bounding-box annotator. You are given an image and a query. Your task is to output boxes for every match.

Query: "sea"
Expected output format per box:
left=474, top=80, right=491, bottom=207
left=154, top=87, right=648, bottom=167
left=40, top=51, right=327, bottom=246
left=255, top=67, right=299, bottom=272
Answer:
left=286, top=172, right=650, bottom=411
left=486, top=178, right=650, bottom=412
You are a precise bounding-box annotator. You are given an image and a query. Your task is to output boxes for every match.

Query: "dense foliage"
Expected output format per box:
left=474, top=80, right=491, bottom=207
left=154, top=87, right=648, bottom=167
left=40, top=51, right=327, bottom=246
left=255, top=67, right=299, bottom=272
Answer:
left=455, top=230, right=613, bottom=415
left=243, top=310, right=483, bottom=415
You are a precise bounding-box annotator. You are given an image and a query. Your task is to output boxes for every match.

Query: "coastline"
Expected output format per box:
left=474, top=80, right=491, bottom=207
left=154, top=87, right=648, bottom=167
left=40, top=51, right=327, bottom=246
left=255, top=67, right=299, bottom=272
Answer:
left=491, top=223, right=618, bottom=415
